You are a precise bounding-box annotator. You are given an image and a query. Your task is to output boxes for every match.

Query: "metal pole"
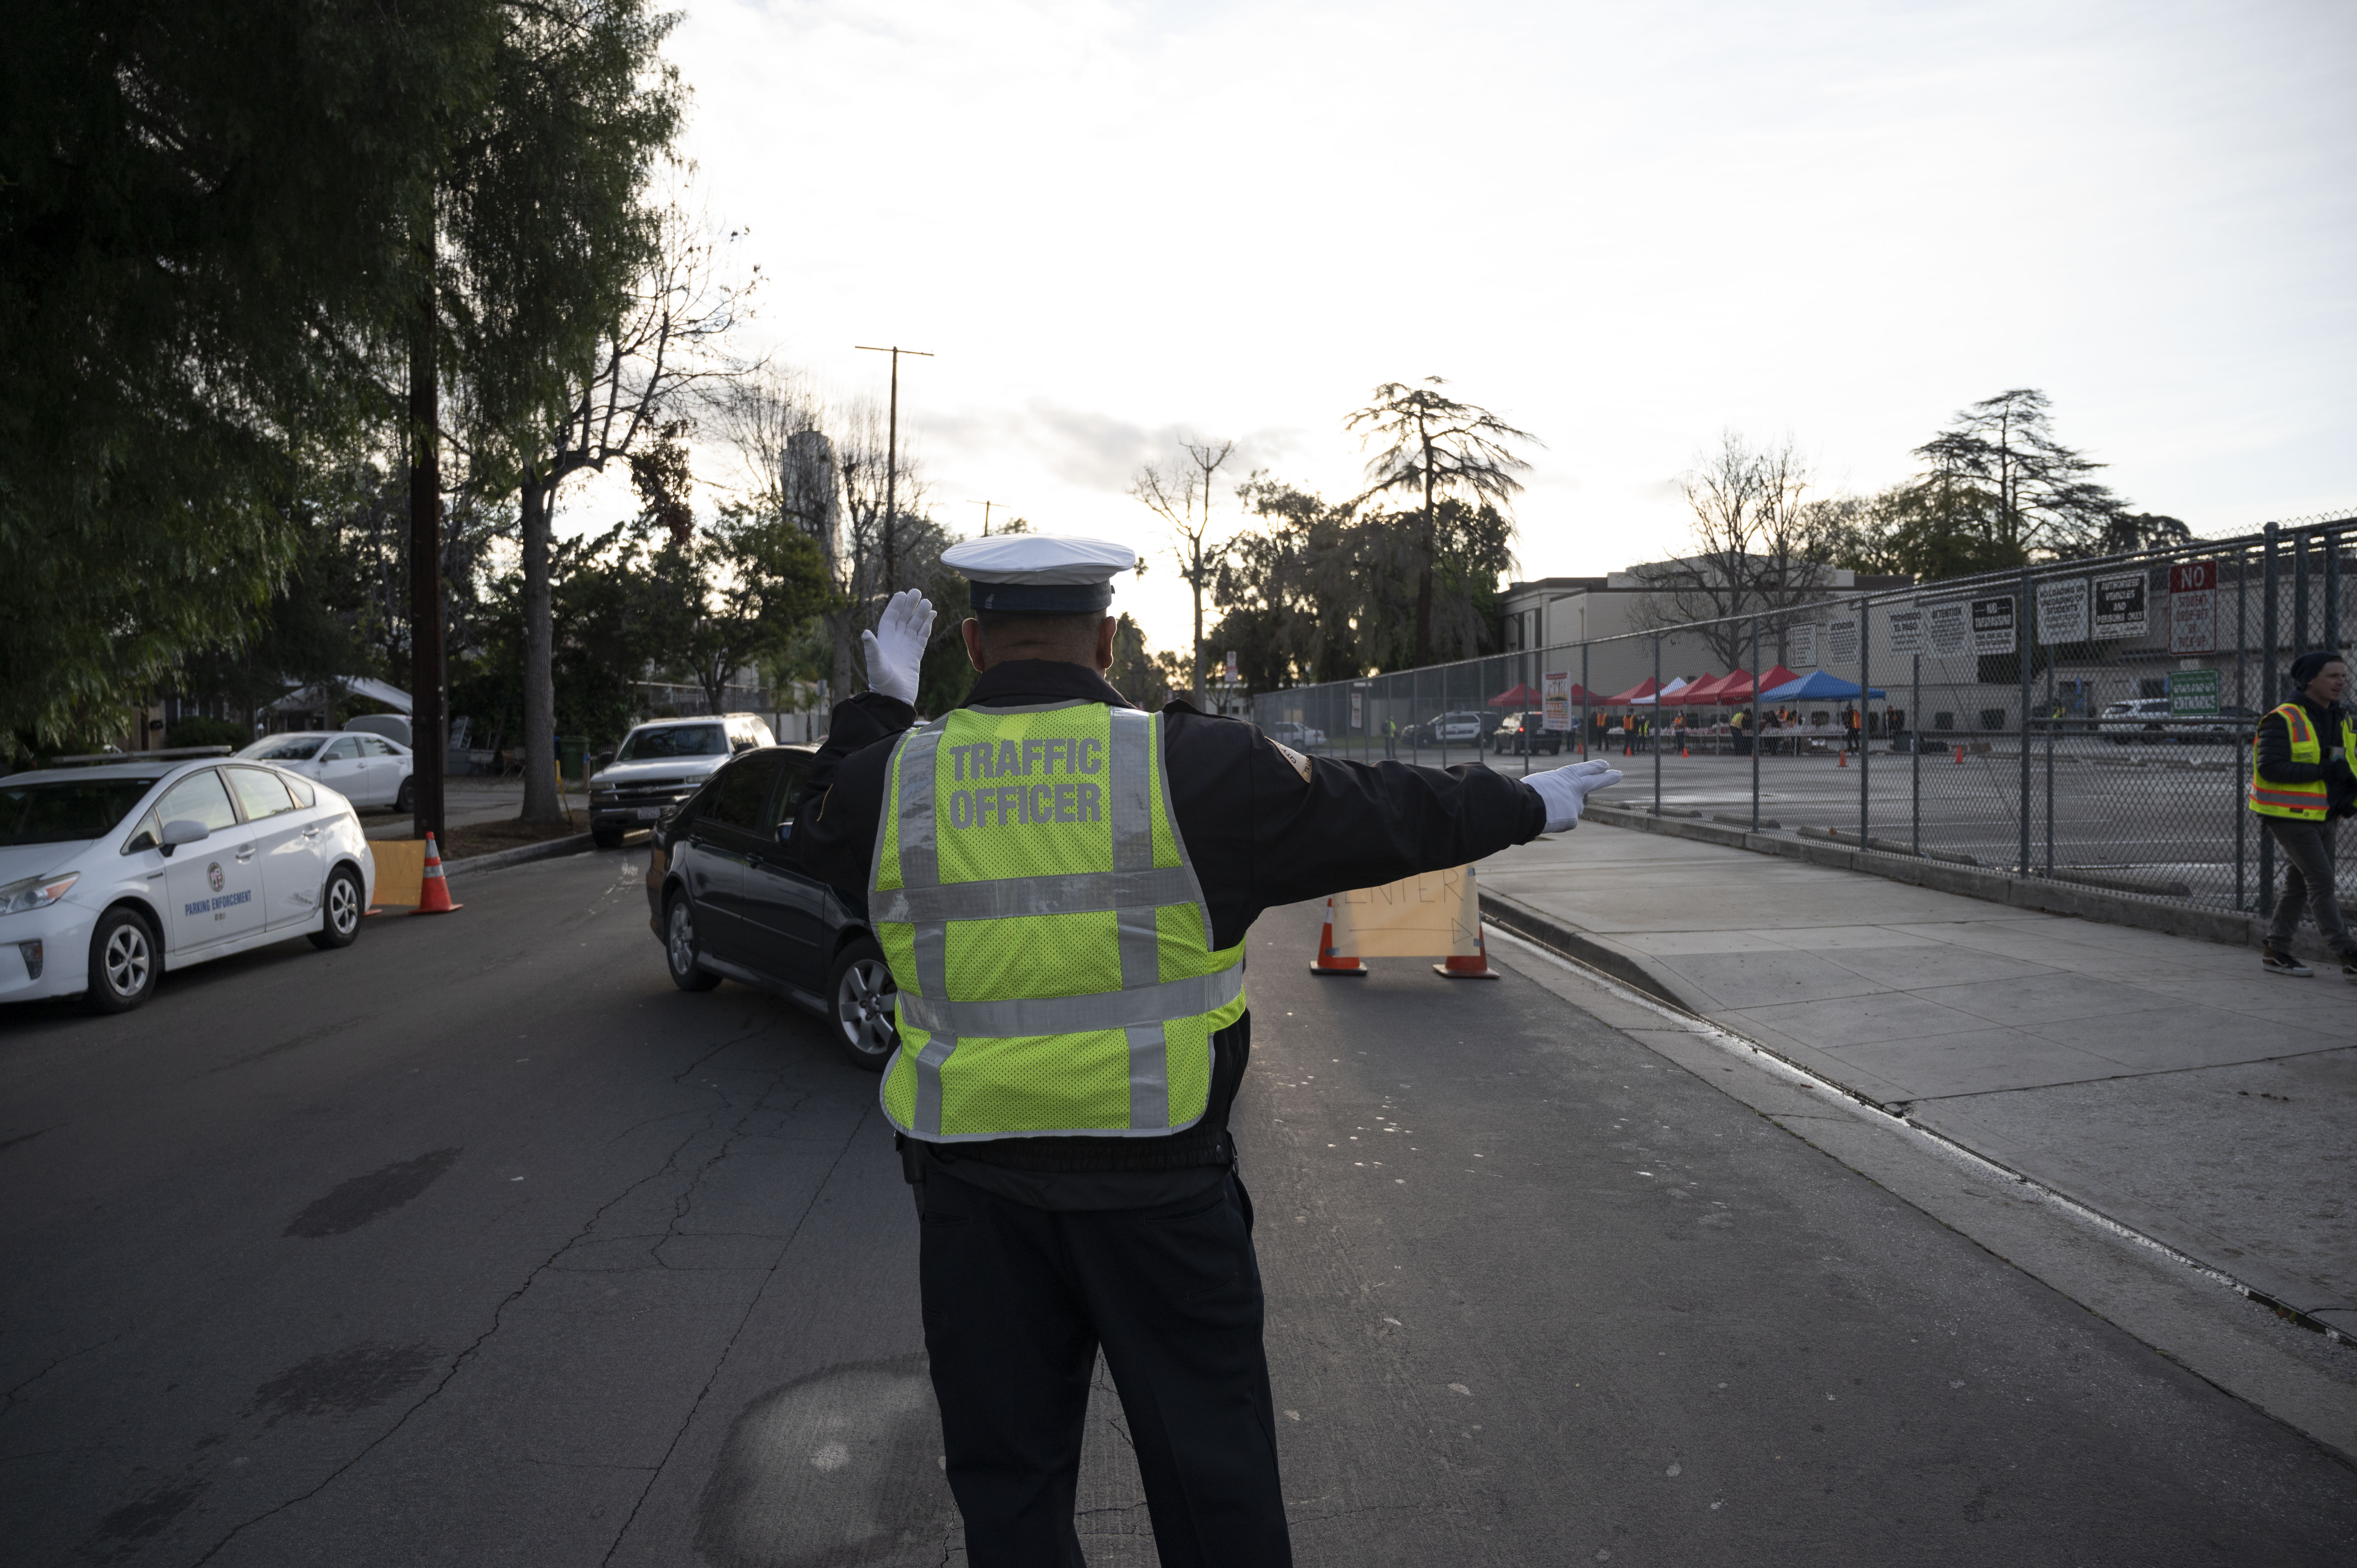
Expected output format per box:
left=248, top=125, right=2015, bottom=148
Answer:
left=1652, top=633, right=1663, bottom=816
left=2328, top=524, right=2343, bottom=653
left=2293, top=529, right=2309, bottom=655
left=2236, top=545, right=2248, bottom=910
left=1750, top=615, right=1762, bottom=832
left=2043, top=606, right=2057, bottom=878
left=2018, top=566, right=2033, bottom=879
left=1858, top=597, right=1871, bottom=851
left=2260, top=524, right=2278, bottom=916
left=1911, top=649, right=1922, bottom=857
left=1580, top=644, right=1590, bottom=761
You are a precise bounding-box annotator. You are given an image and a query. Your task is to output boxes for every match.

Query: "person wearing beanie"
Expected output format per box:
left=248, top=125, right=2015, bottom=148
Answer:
left=2249, top=650, right=2357, bottom=978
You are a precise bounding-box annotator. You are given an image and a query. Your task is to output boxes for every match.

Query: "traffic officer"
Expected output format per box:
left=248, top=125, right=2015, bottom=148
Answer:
left=2251, top=650, right=2357, bottom=980
left=791, top=535, right=1622, bottom=1568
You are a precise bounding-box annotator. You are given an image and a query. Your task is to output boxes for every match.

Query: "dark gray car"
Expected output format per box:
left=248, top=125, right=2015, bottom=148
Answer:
left=642, top=744, right=897, bottom=1072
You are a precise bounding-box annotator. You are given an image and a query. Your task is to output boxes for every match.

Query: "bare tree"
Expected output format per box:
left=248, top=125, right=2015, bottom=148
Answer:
left=1630, top=431, right=1833, bottom=671
left=1130, top=437, right=1235, bottom=705
left=1347, top=379, right=1537, bottom=668
left=498, top=201, right=748, bottom=823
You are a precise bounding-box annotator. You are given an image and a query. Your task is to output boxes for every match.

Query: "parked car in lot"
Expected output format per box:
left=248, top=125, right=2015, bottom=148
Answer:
left=2094, top=697, right=2175, bottom=743
left=590, top=713, right=774, bottom=849
left=1265, top=719, right=1327, bottom=750
left=643, top=744, right=896, bottom=1070
left=1487, top=710, right=1565, bottom=755
left=237, top=731, right=414, bottom=811
left=1413, top=711, right=1490, bottom=747
left=0, top=752, right=374, bottom=1013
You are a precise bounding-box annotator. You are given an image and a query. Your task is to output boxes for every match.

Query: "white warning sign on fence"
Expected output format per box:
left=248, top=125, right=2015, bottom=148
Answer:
left=1927, top=600, right=1970, bottom=657
left=1788, top=622, right=1818, bottom=668
left=2036, top=577, right=2091, bottom=645
left=2169, top=560, right=2219, bottom=655
left=1971, top=595, right=2017, bottom=655
left=2093, top=572, right=2147, bottom=639
left=1827, top=616, right=1860, bottom=666
left=1885, top=607, right=1924, bottom=656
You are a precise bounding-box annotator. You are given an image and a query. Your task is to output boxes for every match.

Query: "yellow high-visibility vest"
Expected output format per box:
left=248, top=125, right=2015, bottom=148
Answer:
left=2248, top=702, right=2356, bottom=821
left=869, top=701, right=1244, bottom=1141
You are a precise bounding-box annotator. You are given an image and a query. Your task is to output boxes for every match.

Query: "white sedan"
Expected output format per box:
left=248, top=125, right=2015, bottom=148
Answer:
left=0, top=755, right=376, bottom=1014
left=238, top=731, right=415, bottom=811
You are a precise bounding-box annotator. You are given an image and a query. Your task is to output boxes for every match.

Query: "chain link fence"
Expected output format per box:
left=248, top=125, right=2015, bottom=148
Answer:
left=1253, top=516, right=2356, bottom=920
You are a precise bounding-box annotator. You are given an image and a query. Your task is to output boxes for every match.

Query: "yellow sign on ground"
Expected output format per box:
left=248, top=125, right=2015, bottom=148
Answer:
left=368, top=839, right=425, bottom=908
left=1331, top=865, right=1481, bottom=958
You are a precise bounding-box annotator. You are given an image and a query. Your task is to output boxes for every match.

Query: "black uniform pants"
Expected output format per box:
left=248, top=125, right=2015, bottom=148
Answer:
left=918, top=1169, right=1292, bottom=1568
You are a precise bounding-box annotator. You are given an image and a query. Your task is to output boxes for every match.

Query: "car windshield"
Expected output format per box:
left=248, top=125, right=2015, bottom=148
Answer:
left=239, top=736, right=323, bottom=761
left=618, top=724, right=726, bottom=760
left=0, top=777, right=163, bottom=846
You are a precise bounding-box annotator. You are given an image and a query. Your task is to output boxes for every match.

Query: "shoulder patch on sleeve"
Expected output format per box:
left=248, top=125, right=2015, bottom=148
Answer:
left=1267, top=737, right=1313, bottom=781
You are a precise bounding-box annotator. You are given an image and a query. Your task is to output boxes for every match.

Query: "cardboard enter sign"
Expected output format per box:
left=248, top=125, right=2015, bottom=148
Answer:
left=368, top=839, right=426, bottom=910
left=1330, top=865, right=1483, bottom=958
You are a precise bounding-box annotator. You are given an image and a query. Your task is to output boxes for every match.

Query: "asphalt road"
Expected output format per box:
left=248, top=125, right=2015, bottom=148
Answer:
left=3, top=848, right=2351, bottom=1566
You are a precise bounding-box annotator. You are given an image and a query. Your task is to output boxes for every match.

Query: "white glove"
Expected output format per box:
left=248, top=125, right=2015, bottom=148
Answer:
left=1526, top=758, right=1623, bottom=832
left=860, top=589, right=936, bottom=705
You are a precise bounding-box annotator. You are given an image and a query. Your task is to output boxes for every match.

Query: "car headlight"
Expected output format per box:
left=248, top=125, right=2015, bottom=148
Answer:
left=0, top=871, right=80, bottom=916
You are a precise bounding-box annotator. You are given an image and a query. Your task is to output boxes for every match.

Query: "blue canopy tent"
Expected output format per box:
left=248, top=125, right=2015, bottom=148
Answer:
left=1757, top=670, right=1886, bottom=702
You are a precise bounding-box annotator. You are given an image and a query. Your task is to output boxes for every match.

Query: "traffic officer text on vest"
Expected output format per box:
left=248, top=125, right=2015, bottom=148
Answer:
left=2250, top=650, right=2357, bottom=980
left=791, top=535, right=1623, bottom=1568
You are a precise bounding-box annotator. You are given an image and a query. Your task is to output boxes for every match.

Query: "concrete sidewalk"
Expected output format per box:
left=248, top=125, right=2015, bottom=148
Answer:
left=360, top=776, right=582, bottom=840
left=1478, top=816, right=2357, bottom=1340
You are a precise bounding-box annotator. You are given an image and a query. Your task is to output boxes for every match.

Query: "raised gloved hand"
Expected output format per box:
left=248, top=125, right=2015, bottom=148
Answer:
left=860, top=589, right=936, bottom=705
left=1525, top=758, right=1623, bottom=832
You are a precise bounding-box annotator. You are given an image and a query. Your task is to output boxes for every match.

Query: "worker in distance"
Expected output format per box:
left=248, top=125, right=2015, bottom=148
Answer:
left=792, top=533, right=1620, bottom=1567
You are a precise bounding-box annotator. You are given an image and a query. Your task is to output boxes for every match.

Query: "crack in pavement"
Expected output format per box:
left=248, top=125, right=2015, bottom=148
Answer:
left=185, top=1090, right=756, bottom=1565
left=4, top=1331, right=125, bottom=1416
left=595, top=1101, right=879, bottom=1568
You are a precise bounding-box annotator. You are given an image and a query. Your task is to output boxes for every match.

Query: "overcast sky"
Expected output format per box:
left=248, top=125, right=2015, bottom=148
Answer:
left=589, top=0, right=2356, bottom=655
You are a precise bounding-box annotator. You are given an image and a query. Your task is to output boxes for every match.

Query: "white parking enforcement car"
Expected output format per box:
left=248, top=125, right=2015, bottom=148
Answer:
left=0, top=752, right=376, bottom=1014
left=237, top=731, right=416, bottom=811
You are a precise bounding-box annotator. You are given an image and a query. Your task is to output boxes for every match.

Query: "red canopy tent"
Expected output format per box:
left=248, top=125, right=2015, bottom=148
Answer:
left=1598, top=676, right=1658, bottom=706
left=1666, top=673, right=1729, bottom=705
left=1696, top=667, right=1753, bottom=703
left=1487, top=683, right=1541, bottom=707
left=1746, top=665, right=1803, bottom=706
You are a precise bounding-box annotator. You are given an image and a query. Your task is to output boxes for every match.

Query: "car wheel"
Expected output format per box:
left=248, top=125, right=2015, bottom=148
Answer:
left=309, top=865, right=364, bottom=950
left=395, top=776, right=414, bottom=814
left=665, top=894, right=721, bottom=992
left=592, top=826, right=624, bottom=849
left=84, top=907, right=159, bottom=1014
left=828, top=936, right=899, bottom=1072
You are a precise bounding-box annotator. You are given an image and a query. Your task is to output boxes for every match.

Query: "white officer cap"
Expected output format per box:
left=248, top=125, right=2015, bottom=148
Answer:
left=941, top=534, right=1138, bottom=614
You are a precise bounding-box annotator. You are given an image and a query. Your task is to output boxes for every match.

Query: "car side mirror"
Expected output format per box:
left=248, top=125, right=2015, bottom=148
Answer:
left=159, top=818, right=209, bottom=857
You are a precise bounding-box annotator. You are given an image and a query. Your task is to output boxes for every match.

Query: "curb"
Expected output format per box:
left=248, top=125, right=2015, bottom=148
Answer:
left=1477, top=881, right=2355, bottom=1348
left=444, top=832, right=596, bottom=878
left=1578, top=802, right=2295, bottom=957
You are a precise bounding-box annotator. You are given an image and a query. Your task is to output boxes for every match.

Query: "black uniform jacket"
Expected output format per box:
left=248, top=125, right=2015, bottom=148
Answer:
left=793, top=658, right=1549, bottom=1208
left=2255, top=696, right=2357, bottom=818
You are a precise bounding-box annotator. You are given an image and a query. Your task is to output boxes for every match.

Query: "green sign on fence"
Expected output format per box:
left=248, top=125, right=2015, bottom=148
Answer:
left=2168, top=668, right=2219, bottom=718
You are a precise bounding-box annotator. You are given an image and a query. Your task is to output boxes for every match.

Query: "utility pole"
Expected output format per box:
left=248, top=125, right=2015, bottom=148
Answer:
left=967, top=500, right=1011, bottom=537
left=408, top=224, right=445, bottom=849
left=855, top=344, right=933, bottom=597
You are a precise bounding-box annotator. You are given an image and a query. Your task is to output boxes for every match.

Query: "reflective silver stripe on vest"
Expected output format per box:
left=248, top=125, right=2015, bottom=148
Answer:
left=1109, top=709, right=1159, bottom=994
left=891, top=720, right=955, bottom=1134
left=871, top=865, right=1201, bottom=925
left=894, top=964, right=1243, bottom=1040
left=1125, top=1020, right=1169, bottom=1130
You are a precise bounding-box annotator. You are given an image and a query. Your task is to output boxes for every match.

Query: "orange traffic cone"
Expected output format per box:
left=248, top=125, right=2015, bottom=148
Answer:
left=1838, top=747, right=1847, bottom=768
left=1433, top=919, right=1500, bottom=979
left=1680, top=742, right=1689, bottom=758
left=1308, top=897, right=1367, bottom=976
left=1954, top=744, right=1965, bottom=765
left=412, top=833, right=463, bottom=915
